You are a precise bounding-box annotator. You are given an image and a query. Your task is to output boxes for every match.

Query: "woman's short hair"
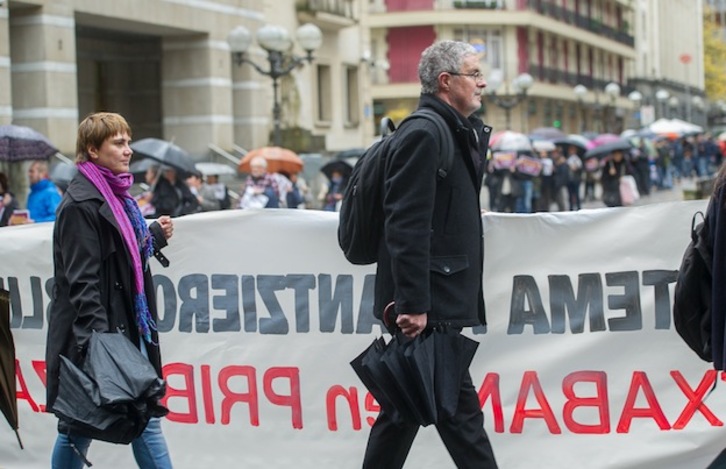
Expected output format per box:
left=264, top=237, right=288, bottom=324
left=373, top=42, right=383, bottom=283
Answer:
left=418, top=41, right=478, bottom=95
left=76, top=112, right=132, bottom=163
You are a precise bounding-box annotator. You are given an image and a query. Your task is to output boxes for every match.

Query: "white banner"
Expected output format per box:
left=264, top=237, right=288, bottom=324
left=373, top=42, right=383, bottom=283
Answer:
left=1, top=201, right=725, bottom=469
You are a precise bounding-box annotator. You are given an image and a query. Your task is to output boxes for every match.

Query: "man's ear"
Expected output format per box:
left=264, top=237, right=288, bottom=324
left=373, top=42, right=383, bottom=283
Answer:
left=438, top=72, right=451, bottom=92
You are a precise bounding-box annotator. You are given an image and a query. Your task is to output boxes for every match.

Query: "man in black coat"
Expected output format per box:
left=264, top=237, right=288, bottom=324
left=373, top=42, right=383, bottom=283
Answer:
left=363, top=40, right=498, bottom=468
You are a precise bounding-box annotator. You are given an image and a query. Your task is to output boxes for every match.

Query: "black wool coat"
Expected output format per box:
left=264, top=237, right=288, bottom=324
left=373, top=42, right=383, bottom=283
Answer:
left=374, top=94, right=492, bottom=328
left=45, top=172, right=167, bottom=412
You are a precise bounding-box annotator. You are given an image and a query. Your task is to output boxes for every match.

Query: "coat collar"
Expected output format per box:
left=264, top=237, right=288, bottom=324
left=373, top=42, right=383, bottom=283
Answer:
left=65, top=172, right=122, bottom=233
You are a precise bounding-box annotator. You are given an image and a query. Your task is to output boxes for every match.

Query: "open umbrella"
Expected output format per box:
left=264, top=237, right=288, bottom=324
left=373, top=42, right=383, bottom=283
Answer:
left=552, top=135, right=592, bottom=154
left=489, top=130, right=533, bottom=152
left=130, top=138, right=196, bottom=175
left=129, top=158, right=159, bottom=183
left=0, top=125, right=58, bottom=162
left=335, top=148, right=366, bottom=161
left=529, top=127, right=566, bottom=141
left=49, top=163, right=78, bottom=193
left=0, top=289, right=22, bottom=449
left=320, top=159, right=353, bottom=181
left=239, top=146, right=303, bottom=175
left=194, top=162, right=236, bottom=177
left=584, top=138, right=632, bottom=159
left=51, top=332, right=167, bottom=447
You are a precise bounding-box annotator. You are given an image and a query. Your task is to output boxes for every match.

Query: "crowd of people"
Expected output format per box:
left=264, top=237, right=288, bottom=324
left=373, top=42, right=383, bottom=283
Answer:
left=1, top=130, right=723, bottom=228
left=483, top=132, right=724, bottom=213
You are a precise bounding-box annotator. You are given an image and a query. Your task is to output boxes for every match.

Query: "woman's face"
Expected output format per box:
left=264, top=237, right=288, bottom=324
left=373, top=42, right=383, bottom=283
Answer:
left=88, top=132, right=133, bottom=174
left=612, top=151, right=624, bottom=162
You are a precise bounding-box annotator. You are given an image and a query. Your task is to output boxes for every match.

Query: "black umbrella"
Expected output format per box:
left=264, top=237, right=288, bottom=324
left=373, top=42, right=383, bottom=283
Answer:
left=0, top=125, right=58, bottom=162
left=49, top=163, right=78, bottom=193
left=351, top=336, right=409, bottom=424
left=129, top=158, right=159, bottom=183
left=350, top=327, right=478, bottom=426
left=0, top=289, right=22, bottom=449
left=584, top=138, right=633, bottom=160
left=335, top=148, right=366, bottom=161
left=130, top=138, right=195, bottom=175
left=51, top=332, right=167, bottom=446
left=552, top=136, right=589, bottom=155
left=321, top=159, right=353, bottom=181
left=433, top=327, right=479, bottom=420
left=529, top=127, right=567, bottom=141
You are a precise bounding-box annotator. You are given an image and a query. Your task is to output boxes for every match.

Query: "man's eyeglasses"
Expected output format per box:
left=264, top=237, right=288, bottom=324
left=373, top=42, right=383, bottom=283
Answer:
left=447, top=71, right=484, bottom=81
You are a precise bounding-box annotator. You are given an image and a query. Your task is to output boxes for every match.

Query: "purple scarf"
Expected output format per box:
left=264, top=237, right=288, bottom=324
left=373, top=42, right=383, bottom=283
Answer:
left=77, top=161, right=156, bottom=343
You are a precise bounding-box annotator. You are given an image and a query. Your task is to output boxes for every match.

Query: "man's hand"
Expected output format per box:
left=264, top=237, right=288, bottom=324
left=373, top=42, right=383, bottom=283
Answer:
left=396, top=313, right=428, bottom=338
left=157, top=215, right=173, bottom=240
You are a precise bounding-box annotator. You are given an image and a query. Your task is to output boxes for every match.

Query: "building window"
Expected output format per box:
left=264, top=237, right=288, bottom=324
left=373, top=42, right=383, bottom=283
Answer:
left=317, top=64, right=332, bottom=123
left=453, top=27, right=502, bottom=73
left=344, top=65, right=360, bottom=126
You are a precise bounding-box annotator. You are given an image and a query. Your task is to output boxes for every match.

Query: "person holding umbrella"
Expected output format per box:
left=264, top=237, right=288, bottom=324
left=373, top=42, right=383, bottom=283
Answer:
left=361, top=40, right=497, bottom=469
left=46, top=112, right=174, bottom=468
left=600, top=149, right=636, bottom=207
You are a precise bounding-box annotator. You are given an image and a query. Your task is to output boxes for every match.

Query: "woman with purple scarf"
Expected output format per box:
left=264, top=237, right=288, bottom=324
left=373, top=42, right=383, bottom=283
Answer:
left=46, top=112, right=174, bottom=468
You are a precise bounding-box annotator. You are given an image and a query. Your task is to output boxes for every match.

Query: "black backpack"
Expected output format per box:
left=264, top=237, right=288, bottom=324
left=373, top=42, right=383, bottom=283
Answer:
left=337, top=108, right=455, bottom=265
left=673, top=210, right=713, bottom=362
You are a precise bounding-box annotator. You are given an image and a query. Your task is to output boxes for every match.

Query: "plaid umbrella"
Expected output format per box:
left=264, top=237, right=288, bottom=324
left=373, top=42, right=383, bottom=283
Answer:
left=0, top=125, right=58, bottom=162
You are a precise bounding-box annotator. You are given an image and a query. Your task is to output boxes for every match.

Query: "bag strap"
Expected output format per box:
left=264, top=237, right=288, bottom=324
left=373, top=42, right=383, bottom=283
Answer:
left=403, top=108, right=455, bottom=179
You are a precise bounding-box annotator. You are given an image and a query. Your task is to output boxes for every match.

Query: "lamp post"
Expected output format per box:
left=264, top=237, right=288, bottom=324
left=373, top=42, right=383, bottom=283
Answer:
left=656, top=89, right=670, bottom=119
left=604, top=82, right=620, bottom=133
left=627, top=90, right=643, bottom=129
left=691, top=96, right=704, bottom=127
left=486, top=71, right=534, bottom=130
left=668, top=96, right=680, bottom=119
left=573, top=84, right=588, bottom=133
left=227, top=23, right=323, bottom=147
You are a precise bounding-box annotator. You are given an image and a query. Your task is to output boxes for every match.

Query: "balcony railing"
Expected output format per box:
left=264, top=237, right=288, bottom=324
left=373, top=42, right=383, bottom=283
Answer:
left=526, top=0, right=635, bottom=48
left=527, top=65, right=636, bottom=97
left=452, top=0, right=502, bottom=9
left=296, top=0, right=356, bottom=20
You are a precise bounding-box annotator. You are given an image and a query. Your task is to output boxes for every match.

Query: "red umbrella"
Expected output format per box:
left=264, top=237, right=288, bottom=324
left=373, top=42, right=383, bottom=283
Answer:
left=238, top=147, right=303, bottom=175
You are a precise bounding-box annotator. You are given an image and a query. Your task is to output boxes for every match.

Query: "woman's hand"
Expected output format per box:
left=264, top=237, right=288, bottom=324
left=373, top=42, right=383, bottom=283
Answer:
left=157, top=215, right=173, bottom=240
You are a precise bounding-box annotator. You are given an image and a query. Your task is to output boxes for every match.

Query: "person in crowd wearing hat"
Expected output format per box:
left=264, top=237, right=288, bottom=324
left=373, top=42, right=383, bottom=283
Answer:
left=46, top=112, right=174, bottom=468
left=0, top=172, right=19, bottom=227
left=362, top=40, right=498, bottom=469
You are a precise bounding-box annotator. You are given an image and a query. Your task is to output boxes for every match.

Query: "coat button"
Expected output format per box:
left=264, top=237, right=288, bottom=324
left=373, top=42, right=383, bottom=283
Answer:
left=114, top=282, right=123, bottom=290
left=443, top=266, right=451, bottom=273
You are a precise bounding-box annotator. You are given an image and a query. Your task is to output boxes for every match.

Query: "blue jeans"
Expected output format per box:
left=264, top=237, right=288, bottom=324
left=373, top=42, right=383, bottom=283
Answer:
left=51, top=418, right=172, bottom=468
left=515, top=179, right=533, bottom=213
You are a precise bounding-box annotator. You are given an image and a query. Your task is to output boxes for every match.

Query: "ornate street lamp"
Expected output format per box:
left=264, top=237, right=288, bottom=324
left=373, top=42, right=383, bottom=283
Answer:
left=573, top=84, right=588, bottom=133
left=604, top=82, right=621, bottom=133
left=227, top=23, right=323, bottom=146
left=627, top=90, right=643, bottom=129
left=668, top=96, right=680, bottom=119
left=486, top=71, right=533, bottom=130
left=656, top=89, right=670, bottom=119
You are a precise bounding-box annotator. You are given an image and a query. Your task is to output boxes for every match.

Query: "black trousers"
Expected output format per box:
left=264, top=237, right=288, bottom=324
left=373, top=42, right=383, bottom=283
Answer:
left=362, top=371, right=498, bottom=469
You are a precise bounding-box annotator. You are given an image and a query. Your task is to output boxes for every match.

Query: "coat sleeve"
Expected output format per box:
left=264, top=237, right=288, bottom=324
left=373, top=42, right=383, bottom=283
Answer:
left=382, top=123, right=440, bottom=314
left=56, top=202, right=110, bottom=349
